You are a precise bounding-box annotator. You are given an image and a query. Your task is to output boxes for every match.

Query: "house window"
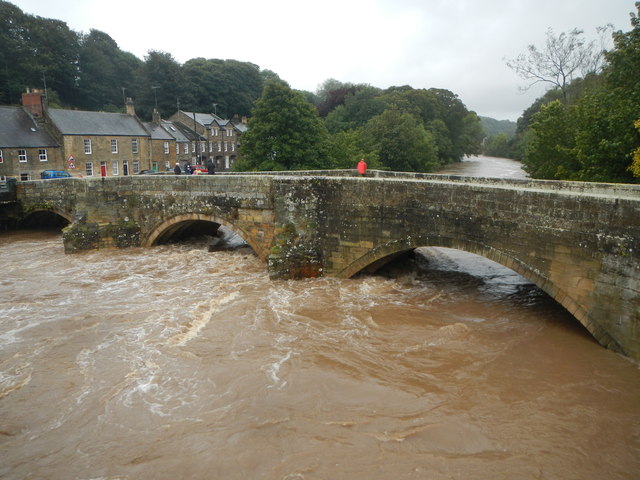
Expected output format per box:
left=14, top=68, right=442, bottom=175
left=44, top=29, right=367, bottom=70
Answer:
left=20, top=172, right=30, bottom=181
left=224, top=142, right=228, bottom=152
left=112, top=161, right=119, bottom=176
left=18, top=150, right=27, bottom=162
left=211, top=128, right=218, bottom=136
left=0, top=150, right=3, bottom=163
left=133, top=161, right=139, bottom=174
left=163, top=142, right=169, bottom=154
left=201, top=141, right=206, bottom=153
left=191, top=141, right=195, bottom=153
left=131, top=138, right=139, bottom=154
left=209, top=142, right=213, bottom=153
left=84, top=139, right=92, bottom=154
left=218, top=142, right=222, bottom=152
left=183, top=143, right=188, bottom=154
left=111, top=139, right=118, bottom=154
left=176, top=144, right=180, bottom=155
left=86, top=162, right=94, bottom=176
left=231, top=143, right=235, bottom=152
left=226, top=129, right=233, bottom=137
left=39, top=149, right=48, bottom=162
left=165, top=161, right=170, bottom=171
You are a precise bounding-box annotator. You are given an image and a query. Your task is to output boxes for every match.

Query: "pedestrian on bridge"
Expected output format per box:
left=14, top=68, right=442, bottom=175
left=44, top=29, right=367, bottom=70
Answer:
left=174, top=163, right=181, bottom=175
left=357, top=158, right=367, bottom=176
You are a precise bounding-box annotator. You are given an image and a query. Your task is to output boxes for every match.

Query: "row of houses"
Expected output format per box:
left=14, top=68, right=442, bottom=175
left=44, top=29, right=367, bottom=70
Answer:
left=0, top=90, right=247, bottom=180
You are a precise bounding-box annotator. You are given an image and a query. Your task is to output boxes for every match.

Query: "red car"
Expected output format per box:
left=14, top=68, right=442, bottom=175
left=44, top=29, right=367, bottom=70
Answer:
left=191, top=165, right=208, bottom=175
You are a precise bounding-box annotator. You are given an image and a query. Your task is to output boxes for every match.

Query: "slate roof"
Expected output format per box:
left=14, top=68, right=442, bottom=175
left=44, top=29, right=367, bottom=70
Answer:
left=181, top=111, right=225, bottom=127
left=143, top=121, right=174, bottom=140
left=0, top=106, right=59, bottom=148
left=161, top=121, right=190, bottom=142
left=47, top=109, right=149, bottom=137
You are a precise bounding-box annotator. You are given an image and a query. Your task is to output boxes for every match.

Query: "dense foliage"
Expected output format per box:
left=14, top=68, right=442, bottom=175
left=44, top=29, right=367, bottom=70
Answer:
left=498, top=3, right=640, bottom=183
left=235, top=80, right=330, bottom=171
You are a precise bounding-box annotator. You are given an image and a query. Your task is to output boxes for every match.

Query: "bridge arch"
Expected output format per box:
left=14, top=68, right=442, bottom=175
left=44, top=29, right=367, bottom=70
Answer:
left=339, top=235, right=601, bottom=347
left=21, top=207, right=73, bottom=229
left=144, top=213, right=260, bottom=256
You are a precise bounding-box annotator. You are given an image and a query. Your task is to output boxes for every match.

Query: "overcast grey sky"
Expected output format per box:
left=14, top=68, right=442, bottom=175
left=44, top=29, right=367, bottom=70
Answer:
left=12, top=0, right=637, bottom=121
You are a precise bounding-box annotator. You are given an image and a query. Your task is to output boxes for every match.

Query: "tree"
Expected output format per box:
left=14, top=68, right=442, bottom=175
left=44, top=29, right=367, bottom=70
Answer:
left=360, top=108, right=440, bottom=172
left=136, top=51, right=185, bottom=119
left=505, top=27, right=606, bottom=100
left=523, top=100, right=579, bottom=179
left=77, top=30, right=142, bottom=112
left=236, top=80, right=330, bottom=171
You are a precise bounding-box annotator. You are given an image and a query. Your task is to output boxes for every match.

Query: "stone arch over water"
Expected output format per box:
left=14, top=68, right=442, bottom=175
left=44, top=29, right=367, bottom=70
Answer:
left=21, top=207, right=73, bottom=229
left=144, top=213, right=260, bottom=256
left=338, top=235, right=602, bottom=348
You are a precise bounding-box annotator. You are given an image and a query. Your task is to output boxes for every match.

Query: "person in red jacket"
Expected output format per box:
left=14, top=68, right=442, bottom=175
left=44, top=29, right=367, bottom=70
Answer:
left=357, top=158, right=367, bottom=176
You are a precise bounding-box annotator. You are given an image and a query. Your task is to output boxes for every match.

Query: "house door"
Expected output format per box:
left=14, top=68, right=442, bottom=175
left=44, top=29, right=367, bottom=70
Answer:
left=100, top=161, right=107, bottom=177
left=123, top=162, right=129, bottom=176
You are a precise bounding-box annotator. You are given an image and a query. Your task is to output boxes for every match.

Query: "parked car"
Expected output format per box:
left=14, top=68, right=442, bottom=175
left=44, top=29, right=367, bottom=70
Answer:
left=40, top=170, right=71, bottom=179
left=191, top=165, right=208, bottom=175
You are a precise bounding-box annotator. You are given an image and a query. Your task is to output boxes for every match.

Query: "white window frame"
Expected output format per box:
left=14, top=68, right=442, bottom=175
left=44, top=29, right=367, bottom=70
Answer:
left=218, top=142, right=222, bottom=152
left=226, top=129, right=233, bottom=137
left=86, top=162, right=94, bottom=176
left=0, top=150, right=4, bottom=163
left=163, top=141, right=169, bottom=154
left=18, top=149, right=27, bottom=162
left=112, top=161, right=119, bottom=176
left=131, top=138, right=139, bottom=154
left=84, top=139, right=92, bottom=154
left=191, top=141, right=195, bottom=153
left=209, top=142, right=213, bottom=153
left=133, top=161, right=140, bottom=174
left=39, top=149, right=48, bottom=162
left=176, top=143, right=180, bottom=155
left=111, top=139, right=118, bottom=154
left=183, top=143, right=189, bottom=154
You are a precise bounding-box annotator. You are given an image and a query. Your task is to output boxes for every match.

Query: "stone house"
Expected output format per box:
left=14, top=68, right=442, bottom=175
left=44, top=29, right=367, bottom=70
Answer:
left=169, top=110, right=247, bottom=171
left=45, top=97, right=153, bottom=177
left=0, top=104, right=63, bottom=181
left=143, top=111, right=177, bottom=172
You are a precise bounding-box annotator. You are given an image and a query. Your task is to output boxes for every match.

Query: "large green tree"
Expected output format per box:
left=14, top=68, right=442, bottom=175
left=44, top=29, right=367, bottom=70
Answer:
left=236, top=80, right=330, bottom=171
left=360, top=108, right=440, bottom=172
left=77, top=29, right=142, bottom=112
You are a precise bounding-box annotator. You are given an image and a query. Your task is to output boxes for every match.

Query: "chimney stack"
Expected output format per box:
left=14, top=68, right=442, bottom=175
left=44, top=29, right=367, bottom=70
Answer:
left=152, top=108, right=161, bottom=124
left=22, top=89, right=46, bottom=118
left=125, top=97, right=135, bottom=116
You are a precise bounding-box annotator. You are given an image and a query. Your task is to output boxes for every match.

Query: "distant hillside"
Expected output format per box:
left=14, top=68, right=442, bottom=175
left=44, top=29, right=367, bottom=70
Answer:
left=480, top=116, right=517, bottom=138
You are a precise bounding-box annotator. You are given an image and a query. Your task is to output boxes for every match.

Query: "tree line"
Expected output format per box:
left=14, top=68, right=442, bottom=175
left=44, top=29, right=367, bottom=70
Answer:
left=0, top=1, right=272, bottom=119
left=484, top=2, right=640, bottom=183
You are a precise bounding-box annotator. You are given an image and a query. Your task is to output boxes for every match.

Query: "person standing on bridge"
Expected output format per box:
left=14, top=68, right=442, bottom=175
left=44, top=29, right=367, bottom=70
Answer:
left=357, top=158, right=367, bottom=176
left=174, top=162, right=181, bottom=175
left=207, top=158, right=216, bottom=175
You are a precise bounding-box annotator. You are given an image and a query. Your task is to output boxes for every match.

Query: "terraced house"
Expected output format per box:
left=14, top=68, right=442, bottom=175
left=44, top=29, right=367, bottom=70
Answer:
left=0, top=90, right=247, bottom=180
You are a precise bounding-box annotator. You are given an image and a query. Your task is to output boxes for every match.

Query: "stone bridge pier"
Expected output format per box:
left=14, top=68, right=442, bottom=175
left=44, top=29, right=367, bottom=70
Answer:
left=14, top=172, right=640, bottom=361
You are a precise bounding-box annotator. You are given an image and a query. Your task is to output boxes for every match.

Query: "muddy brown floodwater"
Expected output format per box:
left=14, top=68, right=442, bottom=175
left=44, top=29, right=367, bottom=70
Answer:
left=1, top=157, right=639, bottom=479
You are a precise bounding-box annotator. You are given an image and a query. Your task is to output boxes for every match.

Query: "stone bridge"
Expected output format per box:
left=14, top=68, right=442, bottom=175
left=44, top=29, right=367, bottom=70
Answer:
left=12, top=171, right=640, bottom=361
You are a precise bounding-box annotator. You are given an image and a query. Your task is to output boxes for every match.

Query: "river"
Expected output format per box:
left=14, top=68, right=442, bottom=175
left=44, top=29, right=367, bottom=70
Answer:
left=1, top=156, right=639, bottom=479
